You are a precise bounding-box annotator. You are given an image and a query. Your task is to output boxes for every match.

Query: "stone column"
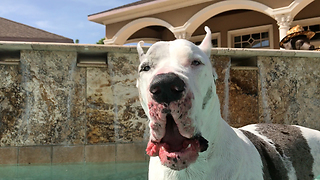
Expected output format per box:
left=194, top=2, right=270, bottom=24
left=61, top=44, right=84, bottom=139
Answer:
left=275, top=13, right=293, bottom=43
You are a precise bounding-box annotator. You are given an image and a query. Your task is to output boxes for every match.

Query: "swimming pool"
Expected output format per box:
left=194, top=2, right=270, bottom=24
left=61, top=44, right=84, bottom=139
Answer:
left=0, top=162, right=148, bottom=180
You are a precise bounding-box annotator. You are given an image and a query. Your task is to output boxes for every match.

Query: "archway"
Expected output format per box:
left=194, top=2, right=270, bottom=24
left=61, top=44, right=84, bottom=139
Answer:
left=184, top=0, right=273, bottom=36
left=106, top=18, right=174, bottom=45
left=125, top=25, right=175, bottom=45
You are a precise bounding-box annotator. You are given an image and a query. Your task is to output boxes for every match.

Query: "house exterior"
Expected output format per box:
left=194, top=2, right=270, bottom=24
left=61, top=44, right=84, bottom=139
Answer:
left=0, top=17, right=73, bottom=43
left=88, top=0, right=320, bottom=49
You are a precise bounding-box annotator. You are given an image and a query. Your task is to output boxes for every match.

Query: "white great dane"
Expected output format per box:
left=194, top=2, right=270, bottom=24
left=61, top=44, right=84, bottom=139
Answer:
left=136, top=27, right=320, bottom=180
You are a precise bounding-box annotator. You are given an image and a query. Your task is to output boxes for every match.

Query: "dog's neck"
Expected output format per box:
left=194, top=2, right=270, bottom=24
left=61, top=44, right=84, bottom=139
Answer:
left=200, top=94, right=224, bottom=138
left=154, top=87, right=248, bottom=179
left=197, top=83, right=234, bottom=142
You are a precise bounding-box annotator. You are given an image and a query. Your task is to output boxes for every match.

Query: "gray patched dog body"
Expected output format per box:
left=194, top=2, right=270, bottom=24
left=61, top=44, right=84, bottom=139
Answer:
left=136, top=27, right=320, bottom=180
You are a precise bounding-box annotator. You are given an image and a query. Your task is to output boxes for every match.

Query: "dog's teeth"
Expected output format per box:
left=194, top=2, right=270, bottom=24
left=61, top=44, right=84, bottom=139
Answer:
left=187, top=144, right=191, bottom=149
left=162, top=146, right=169, bottom=151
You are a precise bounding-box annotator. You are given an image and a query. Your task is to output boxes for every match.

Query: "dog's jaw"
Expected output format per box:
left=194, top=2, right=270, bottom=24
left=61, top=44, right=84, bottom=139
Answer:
left=145, top=90, right=208, bottom=170
left=147, top=91, right=194, bottom=142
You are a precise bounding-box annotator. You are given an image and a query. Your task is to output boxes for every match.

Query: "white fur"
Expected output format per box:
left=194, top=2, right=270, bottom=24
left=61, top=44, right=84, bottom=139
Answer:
left=136, top=27, right=320, bottom=180
left=295, top=125, right=320, bottom=177
left=137, top=27, right=264, bottom=180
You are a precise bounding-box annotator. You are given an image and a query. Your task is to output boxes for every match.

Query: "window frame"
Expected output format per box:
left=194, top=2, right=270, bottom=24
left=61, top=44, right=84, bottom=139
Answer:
left=227, top=24, right=274, bottom=49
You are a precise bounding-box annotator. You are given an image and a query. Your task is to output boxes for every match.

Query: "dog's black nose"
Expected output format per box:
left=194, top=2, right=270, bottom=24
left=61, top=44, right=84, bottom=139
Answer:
left=149, top=73, right=185, bottom=104
left=310, top=45, right=315, bottom=50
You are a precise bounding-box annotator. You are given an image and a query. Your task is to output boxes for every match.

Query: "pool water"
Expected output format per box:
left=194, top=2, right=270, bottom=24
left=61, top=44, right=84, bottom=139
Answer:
left=0, top=162, right=148, bottom=180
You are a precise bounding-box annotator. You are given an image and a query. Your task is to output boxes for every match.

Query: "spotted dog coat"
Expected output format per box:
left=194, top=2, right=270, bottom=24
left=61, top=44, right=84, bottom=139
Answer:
left=281, top=35, right=316, bottom=50
left=136, top=27, right=320, bottom=180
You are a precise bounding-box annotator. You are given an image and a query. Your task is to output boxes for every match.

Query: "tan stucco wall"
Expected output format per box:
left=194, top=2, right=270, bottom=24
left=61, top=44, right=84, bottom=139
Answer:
left=106, top=21, right=130, bottom=40
left=150, top=1, right=215, bottom=27
left=295, top=0, right=320, bottom=20
left=255, top=0, right=293, bottom=8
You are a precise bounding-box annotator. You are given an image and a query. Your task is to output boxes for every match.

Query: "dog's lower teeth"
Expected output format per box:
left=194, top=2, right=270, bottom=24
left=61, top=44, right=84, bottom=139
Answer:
left=187, top=144, right=191, bottom=149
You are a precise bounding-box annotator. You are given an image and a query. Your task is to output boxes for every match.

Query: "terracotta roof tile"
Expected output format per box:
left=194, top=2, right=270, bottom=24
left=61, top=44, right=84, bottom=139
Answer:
left=0, top=17, right=73, bottom=43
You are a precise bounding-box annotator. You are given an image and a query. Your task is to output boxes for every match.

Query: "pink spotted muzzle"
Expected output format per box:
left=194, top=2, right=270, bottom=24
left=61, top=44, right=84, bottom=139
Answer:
left=146, top=73, right=208, bottom=170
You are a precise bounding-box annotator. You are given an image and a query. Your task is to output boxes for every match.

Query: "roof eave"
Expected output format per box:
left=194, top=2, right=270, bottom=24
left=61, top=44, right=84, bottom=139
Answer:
left=88, top=0, right=211, bottom=25
left=88, top=0, right=165, bottom=24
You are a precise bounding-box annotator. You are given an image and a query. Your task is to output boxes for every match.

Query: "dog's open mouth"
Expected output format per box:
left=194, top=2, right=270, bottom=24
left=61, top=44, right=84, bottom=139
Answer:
left=146, top=113, right=208, bottom=170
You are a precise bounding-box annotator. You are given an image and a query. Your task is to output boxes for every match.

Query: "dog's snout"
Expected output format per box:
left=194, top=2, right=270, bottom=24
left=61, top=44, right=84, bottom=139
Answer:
left=310, top=45, right=315, bottom=50
left=149, top=73, right=185, bottom=104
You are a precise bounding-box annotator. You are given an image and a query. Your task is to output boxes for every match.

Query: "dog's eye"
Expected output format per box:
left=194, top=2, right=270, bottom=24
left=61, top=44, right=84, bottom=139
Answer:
left=140, top=65, right=151, bottom=72
left=191, top=59, right=203, bottom=66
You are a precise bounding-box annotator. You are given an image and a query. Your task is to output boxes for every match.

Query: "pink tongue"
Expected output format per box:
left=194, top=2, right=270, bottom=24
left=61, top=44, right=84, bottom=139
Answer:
left=145, top=114, right=201, bottom=170
left=145, top=140, right=200, bottom=170
left=161, top=115, right=186, bottom=152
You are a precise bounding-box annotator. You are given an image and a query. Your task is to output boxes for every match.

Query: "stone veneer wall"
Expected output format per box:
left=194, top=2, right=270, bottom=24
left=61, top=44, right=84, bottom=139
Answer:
left=258, top=56, right=320, bottom=129
left=0, top=42, right=319, bottom=165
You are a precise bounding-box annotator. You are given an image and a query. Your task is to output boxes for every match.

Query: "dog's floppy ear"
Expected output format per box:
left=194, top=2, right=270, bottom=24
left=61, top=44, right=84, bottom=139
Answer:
left=198, top=26, right=212, bottom=57
left=282, top=39, right=293, bottom=50
left=137, top=41, right=145, bottom=62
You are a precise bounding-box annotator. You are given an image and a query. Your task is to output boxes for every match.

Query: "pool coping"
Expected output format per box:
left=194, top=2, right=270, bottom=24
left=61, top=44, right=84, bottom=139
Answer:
left=0, top=143, right=149, bottom=166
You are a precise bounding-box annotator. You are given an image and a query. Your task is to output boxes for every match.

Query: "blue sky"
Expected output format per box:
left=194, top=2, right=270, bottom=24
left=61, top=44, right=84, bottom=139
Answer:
left=0, top=0, right=135, bottom=44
